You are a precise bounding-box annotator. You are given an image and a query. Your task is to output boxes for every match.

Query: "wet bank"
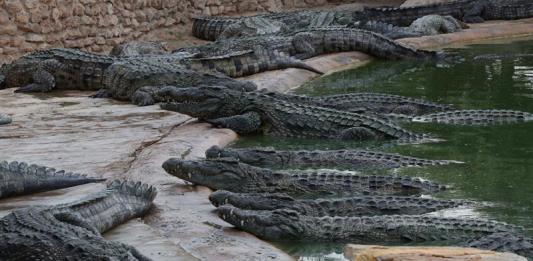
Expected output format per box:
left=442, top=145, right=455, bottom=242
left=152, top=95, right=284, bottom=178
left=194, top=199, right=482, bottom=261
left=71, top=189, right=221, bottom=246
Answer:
left=1, top=18, right=533, bottom=261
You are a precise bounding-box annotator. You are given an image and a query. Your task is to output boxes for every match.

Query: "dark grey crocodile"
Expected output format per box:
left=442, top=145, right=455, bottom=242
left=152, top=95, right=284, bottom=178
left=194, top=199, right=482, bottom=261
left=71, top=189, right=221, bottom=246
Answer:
left=0, top=160, right=105, bottom=199
left=96, top=59, right=256, bottom=106
left=110, top=41, right=169, bottom=57
left=178, top=49, right=322, bottom=77
left=259, top=91, right=455, bottom=115
left=216, top=205, right=526, bottom=247
left=191, top=1, right=533, bottom=40
left=162, top=158, right=446, bottom=197
left=467, top=232, right=533, bottom=258
left=411, top=109, right=533, bottom=125
left=205, top=146, right=463, bottom=170
left=217, top=16, right=288, bottom=40
left=209, top=190, right=469, bottom=216
left=180, top=27, right=438, bottom=61
left=0, top=114, right=11, bottom=125
left=157, top=86, right=434, bottom=142
left=351, top=20, right=422, bottom=39
left=0, top=180, right=156, bottom=260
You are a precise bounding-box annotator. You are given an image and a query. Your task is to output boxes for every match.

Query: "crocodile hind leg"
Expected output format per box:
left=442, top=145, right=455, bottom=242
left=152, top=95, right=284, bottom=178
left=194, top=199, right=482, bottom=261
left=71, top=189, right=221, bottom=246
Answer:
left=392, top=105, right=419, bottom=116
left=292, top=32, right=317, bottom=60
left=339, top=127, right=380, bottom=140
left=131, top=86, right=159, bottom=106
left=205, top=111, right=262, bottom=134
left=14, top=69, right=55, bottom=93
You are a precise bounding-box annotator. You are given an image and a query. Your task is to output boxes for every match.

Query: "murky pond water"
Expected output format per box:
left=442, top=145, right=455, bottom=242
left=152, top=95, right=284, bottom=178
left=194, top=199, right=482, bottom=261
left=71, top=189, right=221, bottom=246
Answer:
left=232, top=39, right=533, bottom=259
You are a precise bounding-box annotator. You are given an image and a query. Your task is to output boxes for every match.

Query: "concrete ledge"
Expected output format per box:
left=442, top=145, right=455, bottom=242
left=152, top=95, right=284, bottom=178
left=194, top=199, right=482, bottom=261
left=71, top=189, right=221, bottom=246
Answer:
left=344, top=245, right=527, bottom=261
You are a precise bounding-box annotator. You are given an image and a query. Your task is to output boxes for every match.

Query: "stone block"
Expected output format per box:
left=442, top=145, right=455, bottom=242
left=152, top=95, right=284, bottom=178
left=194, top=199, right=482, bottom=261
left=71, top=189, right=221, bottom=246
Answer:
left=4, top=0, right=25, bottom=15
left=26, top=33, right=45, bottom=43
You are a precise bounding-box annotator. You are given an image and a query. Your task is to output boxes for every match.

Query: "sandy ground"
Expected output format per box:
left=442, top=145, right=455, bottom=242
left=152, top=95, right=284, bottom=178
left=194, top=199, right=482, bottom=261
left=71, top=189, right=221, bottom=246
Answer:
left=1, top=17, right=533, bottom=261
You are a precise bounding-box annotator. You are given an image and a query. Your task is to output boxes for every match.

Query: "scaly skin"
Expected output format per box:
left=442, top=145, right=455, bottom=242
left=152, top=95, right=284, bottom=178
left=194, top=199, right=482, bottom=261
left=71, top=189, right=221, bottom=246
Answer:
left=109, top=41, right=169, bottom=57
left=209, top=190, right=470, bottom=216
left=351, top=20, right=422, bottom=39
left=412, top=109, right=533, bottom=125
left=467, top=232, right=533, bottom=258
left=0, top=114, right=11, bottom=125
left=217, top=17, right=288, bottom=40
left=0, top=160, right=105, bottom=199
left=180, top=27, right=438, bottom=61
left=217, top=205, right=523, bottom=244
left=162, top=158, right=446, bottom=196
left=205, top=146, right=463, bottom=170
left=0, top=180, right=156, bottom=260
left=179, top=49, right=322, bottom=77
left=157, top=86, right=434, bottom=142
left=98, top=59, right=257, bottom=106
left=408, top=15, right=468, bottom=35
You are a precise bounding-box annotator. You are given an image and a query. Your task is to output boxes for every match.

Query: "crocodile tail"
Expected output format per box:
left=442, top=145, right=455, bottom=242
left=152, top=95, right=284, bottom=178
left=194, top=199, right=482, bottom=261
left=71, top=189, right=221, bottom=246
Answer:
left=107, top=179, right=158, bottom=202
left=0, top=161, right=106, bottom=199
left=192, top=16, right=236, bottom=41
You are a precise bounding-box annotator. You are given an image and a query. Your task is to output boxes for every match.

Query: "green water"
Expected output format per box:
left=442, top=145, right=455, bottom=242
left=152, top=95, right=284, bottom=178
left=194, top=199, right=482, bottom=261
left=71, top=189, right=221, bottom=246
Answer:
left=233, top=39, right=533, bottom=259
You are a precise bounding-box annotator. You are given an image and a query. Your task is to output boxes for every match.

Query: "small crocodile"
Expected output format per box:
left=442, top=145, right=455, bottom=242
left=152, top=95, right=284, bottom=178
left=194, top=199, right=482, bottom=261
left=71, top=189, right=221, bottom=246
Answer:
left=205, top=146, right=463, bottom=170
left=157, top=86, right=433, bottom=142
left=0, top=160, right=105, bottom=199
left=217, top=17, right=288, bottom=40
left=0, top=114, right=11, bottom=125
left=216, top=205, right=525, bottom=246
left=351, top=20, right=422, bottom=39
left=411, top=109, right=533, bottom=125
left=408, top=15, right=468, bottom=35
left=0, top=180, right=156, bottom=260
left=162, top=158, right=446, bottom=197
left=180, top=27, right=438, bottom=61
left=209, top=190, right=469, bottom=216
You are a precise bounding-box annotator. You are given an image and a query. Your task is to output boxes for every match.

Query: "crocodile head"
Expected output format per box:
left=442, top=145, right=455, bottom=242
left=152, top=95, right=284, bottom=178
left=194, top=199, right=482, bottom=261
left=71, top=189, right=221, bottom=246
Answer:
left=158, top=86, right=251, bottom=119
left=205, top=146, right=282, bottom=167
left=217, top=205, right=303, bottom=240
left=209, top=190, right=295, bottom=210
left=162, top=158, right=255, bottom=190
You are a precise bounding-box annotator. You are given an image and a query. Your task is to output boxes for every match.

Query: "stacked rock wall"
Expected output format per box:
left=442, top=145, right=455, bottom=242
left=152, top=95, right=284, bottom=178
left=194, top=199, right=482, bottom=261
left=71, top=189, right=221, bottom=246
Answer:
left=0, top=0, right=356, bottom=62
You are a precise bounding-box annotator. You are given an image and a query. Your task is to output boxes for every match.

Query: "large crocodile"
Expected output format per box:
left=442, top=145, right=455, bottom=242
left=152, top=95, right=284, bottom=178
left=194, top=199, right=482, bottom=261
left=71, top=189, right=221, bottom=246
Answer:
left=205, top=146, right=463, bottom=170
left=0, top=180, right=156, bottom=260
left=258, top=90, right=455, bottom=115
left=209, top=190, right=469, bottom=216
left=180, top=27, right=438, bottom=61
left=0, top=160, right=105, bottom=199
left=0, top=114, right=11, bottom=125
left=216, top=205, right=529, bottom=251
left=157, top=86, right=432, bottom=142
left=412, top=109, right=533, bottom=125
left=162, top=158, right=446, bottom=197
left=191, top=0, right=533, bottom=40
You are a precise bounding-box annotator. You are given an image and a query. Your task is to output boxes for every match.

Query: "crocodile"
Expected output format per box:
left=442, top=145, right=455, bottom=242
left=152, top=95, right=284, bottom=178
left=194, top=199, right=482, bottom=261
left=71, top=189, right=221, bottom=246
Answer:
left=95, top=59, right=257, bottom=106
left=179, top=27, right=439, bottom=61
left=258, top=91, right=455, bottom=115
left=110, top=41, right=169, bottom=57
left=351, top=20, right=422, bottom=39
left=205, top=146, right=463, bottom=170
left=217, top=17, right=289, bottom=40
left=0, top=160, right=105, bottom=199
left=411, top=109, right=533, bottom=125
left=178, top=49, right=323, bottom=77
left=408, top=15, right=468, bottom=35
left=157, top=86, right=433, bottom=142
left=0, top=114, right=11, bottom=125
left=209, top=190, right=470, bottom=216
left=467, top=232, right=533, bottom=258
left=216, top=205, right=526, bottom=247
left=162, top=158, right=446, bottom=197
left=0, top=180, right=156, bottom=260
left=191, top=1, right=533, bottom=40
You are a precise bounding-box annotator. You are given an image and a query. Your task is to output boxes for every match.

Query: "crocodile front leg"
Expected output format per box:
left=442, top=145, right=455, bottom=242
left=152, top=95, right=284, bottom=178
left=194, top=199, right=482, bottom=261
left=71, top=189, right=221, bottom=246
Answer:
left=292, top=32, right=317, bottom=60
left=339, top=127, right=380, bottom=140
left=205, top=111, right=262, bottom=134
left=14, top=68, right=55, bottom=93
left=463, top=4, right=486, bottom=23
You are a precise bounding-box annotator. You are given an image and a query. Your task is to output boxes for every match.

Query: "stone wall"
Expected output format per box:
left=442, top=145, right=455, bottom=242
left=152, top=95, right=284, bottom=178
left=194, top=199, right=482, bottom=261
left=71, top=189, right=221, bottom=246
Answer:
left=0, top=0, right=357, bottom=62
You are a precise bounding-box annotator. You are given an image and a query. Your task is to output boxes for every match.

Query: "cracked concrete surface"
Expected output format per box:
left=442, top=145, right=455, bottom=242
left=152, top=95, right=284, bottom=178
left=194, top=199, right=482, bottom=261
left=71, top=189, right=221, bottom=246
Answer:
left=1, top=18, right=533, bottom=260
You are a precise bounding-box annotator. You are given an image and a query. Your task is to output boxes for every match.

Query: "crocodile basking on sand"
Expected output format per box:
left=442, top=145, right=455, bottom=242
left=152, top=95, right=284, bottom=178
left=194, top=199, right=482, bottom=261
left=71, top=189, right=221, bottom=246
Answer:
left=157, top=86, right=433, bottom=141
left=162, top=158, right=446, bottom=197
left=412, top=109, right=533, bottom=125
left=0, top=180, right=156, bottom=260
left=205, top=146, right=463, bottom=170
left=0, top=160, right=105, bottom=199
left=180, top=27, right=438, bottom=61
left=216, top=205, right=530, bottom=252
left=209, top=190, right=469, bottom=216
